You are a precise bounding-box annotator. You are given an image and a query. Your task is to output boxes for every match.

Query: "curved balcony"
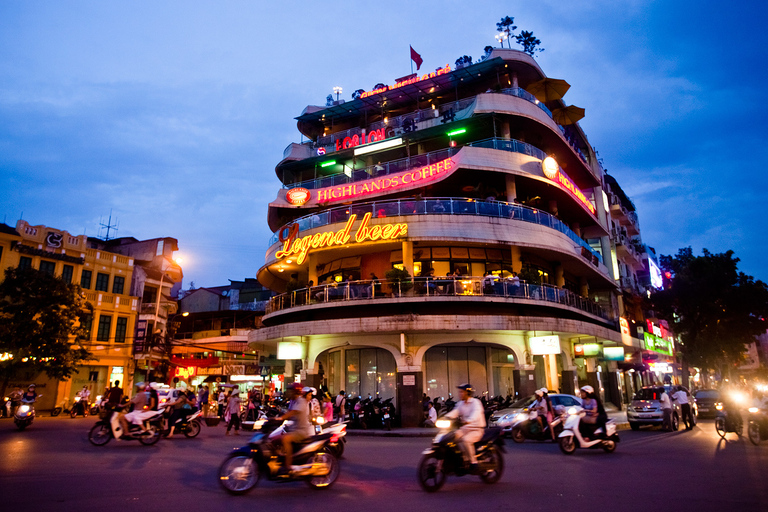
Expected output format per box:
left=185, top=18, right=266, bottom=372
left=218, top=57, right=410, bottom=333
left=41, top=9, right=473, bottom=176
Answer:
left=268, top=196, right=602, bottom=264
left=266, top=277, right=611, bottom=322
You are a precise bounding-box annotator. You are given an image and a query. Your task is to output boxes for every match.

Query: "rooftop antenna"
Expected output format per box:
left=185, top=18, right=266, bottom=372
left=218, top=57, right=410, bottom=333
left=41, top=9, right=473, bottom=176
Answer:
left=98, top=210, right=119, bottom=241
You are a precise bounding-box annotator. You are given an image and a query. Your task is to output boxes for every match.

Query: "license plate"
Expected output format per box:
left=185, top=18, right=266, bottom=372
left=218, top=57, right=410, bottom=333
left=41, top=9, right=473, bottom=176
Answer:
left=383, top=414, right=390, bottom=419
left=638, top=413, right=654, bottom=418
left=698, top=408, right=708, bottom=412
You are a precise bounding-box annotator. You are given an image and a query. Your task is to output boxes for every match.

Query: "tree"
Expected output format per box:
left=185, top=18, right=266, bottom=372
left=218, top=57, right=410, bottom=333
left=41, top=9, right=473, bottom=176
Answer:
left=0, top=267, right=94, bottom=398
left=515, top=30, right=543, bottom=56
left=649, top=248, right=768, bottom=386
left=496, top=16, right=517, bottom=48
left=454, top=55, right=473, bottom=69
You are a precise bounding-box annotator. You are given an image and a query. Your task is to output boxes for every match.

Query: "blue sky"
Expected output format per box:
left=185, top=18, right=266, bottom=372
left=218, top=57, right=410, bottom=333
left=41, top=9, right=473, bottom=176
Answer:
left=2, top=1, right=767, bottom=287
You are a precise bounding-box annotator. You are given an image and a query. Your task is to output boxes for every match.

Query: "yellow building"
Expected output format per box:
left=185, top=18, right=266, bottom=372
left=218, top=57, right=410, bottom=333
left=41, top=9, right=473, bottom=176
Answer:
left=0, top=220, right=139, bottom=410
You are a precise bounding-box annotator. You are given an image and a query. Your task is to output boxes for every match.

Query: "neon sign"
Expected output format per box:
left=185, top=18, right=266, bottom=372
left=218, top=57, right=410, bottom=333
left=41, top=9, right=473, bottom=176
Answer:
left=174, top=366, right=196, bottom=379
left=316, top=157, right=455, bottom=203
left=275, top=212, right=407, bottom=265
left=360, top=65, right=452, bottom=99
left=335, top=128, right=386, bottom=152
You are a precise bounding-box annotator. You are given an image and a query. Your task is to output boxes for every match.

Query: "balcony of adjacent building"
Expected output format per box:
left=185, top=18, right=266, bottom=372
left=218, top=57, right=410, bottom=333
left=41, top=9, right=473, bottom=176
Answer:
left=612, top=227, right=645, bottom=270
left=84, top=290, right=138, bottom=315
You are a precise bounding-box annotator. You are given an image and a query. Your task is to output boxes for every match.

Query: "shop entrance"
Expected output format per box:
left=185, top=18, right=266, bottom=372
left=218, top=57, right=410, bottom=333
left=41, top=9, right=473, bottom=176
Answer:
left=424, top=345, right=515, bottom=400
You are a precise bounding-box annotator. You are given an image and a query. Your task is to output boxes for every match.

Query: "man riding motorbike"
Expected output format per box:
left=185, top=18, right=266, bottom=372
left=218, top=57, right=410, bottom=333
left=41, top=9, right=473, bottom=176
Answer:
left=277, top=384, right=314, bottom=475
left=444, top=383, right=486, bottom=474
left=120, top=383, right=156, bottom=435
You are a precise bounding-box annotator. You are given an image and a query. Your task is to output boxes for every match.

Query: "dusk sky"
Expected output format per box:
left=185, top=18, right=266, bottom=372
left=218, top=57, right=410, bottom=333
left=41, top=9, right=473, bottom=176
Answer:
left=2, top=1, right=767, bottom=288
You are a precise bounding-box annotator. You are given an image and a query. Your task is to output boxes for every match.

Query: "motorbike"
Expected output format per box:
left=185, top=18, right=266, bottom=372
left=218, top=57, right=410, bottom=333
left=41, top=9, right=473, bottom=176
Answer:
left=70, top=396, right=89, bottom=418
left=417, top=418, right=505, bottom=492
left=161, top=408, right=203, bottom=438
left=316, top=419, right=347, bottom=458
left=380, top=398, right=395, bottom=430
left=715, top=402, right=743, bottom=438
left=510, top=408, right=565, bottom=443
left=14, top=397, right=40, bottom=430
left=747, top=405, right=767, bottom=445
left=558, top=410, right=619, bottom=454
left=90, top=395, right=104, bottom=416
left=218, top=418, right=340, bottom=495
left=88, top=408, right=163, bottom=446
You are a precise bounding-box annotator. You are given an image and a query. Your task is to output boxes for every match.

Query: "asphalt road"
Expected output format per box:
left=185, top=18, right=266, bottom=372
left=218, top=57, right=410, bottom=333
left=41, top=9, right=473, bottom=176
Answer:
left=1, top=415, right=767, bottom=512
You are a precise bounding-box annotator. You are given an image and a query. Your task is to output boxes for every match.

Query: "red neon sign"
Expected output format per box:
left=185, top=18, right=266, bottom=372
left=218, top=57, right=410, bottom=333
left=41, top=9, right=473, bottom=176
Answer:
left=334, top=129, right=385, bottom=152
left=360, top=65, right=452, bottom=99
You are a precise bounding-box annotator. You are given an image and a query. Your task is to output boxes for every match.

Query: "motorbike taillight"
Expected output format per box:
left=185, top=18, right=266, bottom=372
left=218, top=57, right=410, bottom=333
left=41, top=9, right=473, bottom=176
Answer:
left=330, top=434, right=340, bottom=442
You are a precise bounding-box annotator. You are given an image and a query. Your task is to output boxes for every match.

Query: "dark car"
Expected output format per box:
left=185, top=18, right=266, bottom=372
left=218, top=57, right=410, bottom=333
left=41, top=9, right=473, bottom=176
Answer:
left=693, top=389, right=721, bottom=418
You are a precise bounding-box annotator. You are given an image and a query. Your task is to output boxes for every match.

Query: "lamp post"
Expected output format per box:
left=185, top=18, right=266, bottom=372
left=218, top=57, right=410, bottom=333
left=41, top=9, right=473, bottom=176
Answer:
left=495, top=33, right=507, bottom=49
left=333, top=86, right=342, bottom=101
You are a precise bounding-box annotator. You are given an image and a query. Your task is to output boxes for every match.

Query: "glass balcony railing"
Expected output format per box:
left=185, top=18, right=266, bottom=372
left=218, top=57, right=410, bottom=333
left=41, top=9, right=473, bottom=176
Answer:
left=267, top=277, right=611, bottom=321
left=268, top=196, right=603, bottom=264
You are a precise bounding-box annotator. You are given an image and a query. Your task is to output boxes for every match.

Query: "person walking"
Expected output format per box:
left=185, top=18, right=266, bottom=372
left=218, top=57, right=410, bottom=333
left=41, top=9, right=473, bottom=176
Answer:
left=335, top=390, right=347, bottom=423
left=217, top=388, right=227, bottom=418
left=225, top=391, right=242, bottom=435
left=660, top=387, right=673, bottom=431
left=673, top=386, right=693, bottom=430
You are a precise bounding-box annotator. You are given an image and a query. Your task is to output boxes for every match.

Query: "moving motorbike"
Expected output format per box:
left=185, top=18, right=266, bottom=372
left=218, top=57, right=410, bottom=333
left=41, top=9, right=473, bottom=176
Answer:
left=14, top=398, right=40, bottom=430
left=90, top=395, right=105, bottom=416
left=558, top=410, right=619, bottom=455
left=747, top=406, right=767, bottom=446
left=715, top=401, right=743, bottom=438
left=88, top=408, right=163, bottom=446
left=161, top=408, right=203, bottom=438
left=510, top=408, right=564, bottom=443
left=218, top=418, right=340, bottom=495
left=417, top=418, right=505, bottom=492
left=70, top=396, right=89, bottom=418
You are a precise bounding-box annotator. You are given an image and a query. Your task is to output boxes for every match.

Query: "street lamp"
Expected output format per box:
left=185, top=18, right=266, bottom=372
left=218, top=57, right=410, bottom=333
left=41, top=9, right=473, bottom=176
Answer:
left=495, top=32, right=507, bottom=48
left=333, top=86, right=342, bottom=101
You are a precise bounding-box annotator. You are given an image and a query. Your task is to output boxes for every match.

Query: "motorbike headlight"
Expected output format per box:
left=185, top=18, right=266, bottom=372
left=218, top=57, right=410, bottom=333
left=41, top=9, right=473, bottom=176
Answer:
left=315, top=416, right=326, bottom=425
left=568, top=407, right=578, bottom=416
left=254, top=419, right=267, bottom=429
left=435, top=419, right=452, bottom=429
left=19, top=405, right=30, bottom=413
left=715, top=403, right=723, bottom=411
left=748, top=407, right=759, bottom=414
left=514, top=413, right=528, bottom=422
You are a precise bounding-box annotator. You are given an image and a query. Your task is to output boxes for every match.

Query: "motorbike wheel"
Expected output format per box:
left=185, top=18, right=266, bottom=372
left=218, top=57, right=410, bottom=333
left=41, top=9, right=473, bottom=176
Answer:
left=748, top=421, right=761, bottom=446
left=559, top=436, right=576, bottom=455
left=671, top=414, right=679, bottom=432
left=602, top=440, right=616, bottom=453
left=139, top=425, right=161, bottom=446
left=417, top=453, right=446, bottom=492
left=51, top=407, right=62, bottom=417
left=330, top=440, right=345, bottom=459
left=478, top=446, right=504, bottom=484
left=89, top=423, right=112, bottom=446
left=715, top=417, right=727, bottom=438
left=306, top=451, right=340, bottom=489
left=511, top=427, right=526, bottom=443
left=70, top=408, right=77, bottom=418
left=184, top=420, right=201, bottom=438
left=219, top=454, right=260, bottom=495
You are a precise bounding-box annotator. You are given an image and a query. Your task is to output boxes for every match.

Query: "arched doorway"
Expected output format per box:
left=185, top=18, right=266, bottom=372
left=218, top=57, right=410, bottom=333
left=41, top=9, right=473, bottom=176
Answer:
left=316, top=347, right=397, bottom=401
left=424, top=345, right=516, bottom=401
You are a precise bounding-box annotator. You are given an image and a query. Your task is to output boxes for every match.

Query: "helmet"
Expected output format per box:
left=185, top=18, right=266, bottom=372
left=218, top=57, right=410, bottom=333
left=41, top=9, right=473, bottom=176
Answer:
left=290, top=383, right=303, bottom=391
left=310, top=387, right=317, bottom=395
left=539, top=387, right=549, bottom=395
left=301, top=386, right=313, bottom=394
left=456, top=383, right=474, bottom=394
left=28, top=384, right=36, bottom=389
left=580, top=385, right=594, bottom=394
left=534, top=389, right=544, bottom=397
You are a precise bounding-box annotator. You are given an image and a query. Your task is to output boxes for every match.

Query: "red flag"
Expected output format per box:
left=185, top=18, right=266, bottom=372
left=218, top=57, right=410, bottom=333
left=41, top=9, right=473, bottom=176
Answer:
left=410, top=45, right=423, bottom=71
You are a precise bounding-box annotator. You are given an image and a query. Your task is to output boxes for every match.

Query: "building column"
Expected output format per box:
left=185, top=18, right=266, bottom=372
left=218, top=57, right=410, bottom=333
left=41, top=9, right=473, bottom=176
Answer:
left=505, top=175, right=517, bottom=202
left=555, top=264, right=565, bottom=288
left=571, top=222, right=581, bottom=238
left=402, top=241, right=414, bottom=278
left=548, top=199, right=558, bottom=217
left=510, top=246, right=522, bottom=273
left=545, top=354, right=560, bottom=392
left=501, top=120, right=511, bottom=140
left=511, top=72, right=519, bottom=89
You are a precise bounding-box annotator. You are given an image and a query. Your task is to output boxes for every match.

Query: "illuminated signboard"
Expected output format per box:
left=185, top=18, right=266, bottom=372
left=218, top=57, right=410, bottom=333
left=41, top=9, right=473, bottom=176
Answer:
left=316, top=157, right=455, bottom=203
left=540, top=157, right=595, bottom=215
left=360, top=65, right=452, bottom=99
left=619, top=318, right=630, bottom=335
left=643, top=332, right=673, bottom=356
left=174, top=366, right=196, bottom=379
left=648, top=258, right=663, bottom=289
left=542, top=156, right=559, bottom=180
left=277, top=341, right=305, bottom=360
left=574, top=343, right=601, bottom=357
left=275, top=212, right=407, bottom=265
left=286, top=188, right=311, bottom=206
left=603, top=346, right=625, bottom=361
left=334, top=128, right=386, bottom=152
left=529, top=335, right=561, bottom=355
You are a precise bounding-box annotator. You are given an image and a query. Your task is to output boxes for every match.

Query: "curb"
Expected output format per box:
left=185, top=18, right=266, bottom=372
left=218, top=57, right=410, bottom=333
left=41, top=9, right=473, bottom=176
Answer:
left=346, top=421, right=631, bottom=437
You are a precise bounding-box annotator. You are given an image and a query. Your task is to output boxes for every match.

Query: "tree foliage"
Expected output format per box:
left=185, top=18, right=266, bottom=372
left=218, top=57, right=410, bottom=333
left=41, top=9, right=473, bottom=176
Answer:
left=650, top=248, right=768, bottom=377
left=0, top=267, right=94, bottom=395
left=454, top=55, right=473, bottom=68
left=496, top=16, right=517, bottom=48
left=515, top=30, right=544, bottom=56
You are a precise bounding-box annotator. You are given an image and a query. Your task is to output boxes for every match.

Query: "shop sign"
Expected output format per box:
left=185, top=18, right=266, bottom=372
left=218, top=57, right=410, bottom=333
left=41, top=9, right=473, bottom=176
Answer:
left=619, top=318, right=630, bottom=335
left=334, top=128, right=386, bottom=152
left=111, top=366, right=124, bottom=374
left=315, top=156, right=456, bottom=203
left=646, top=319, right=671, bottom=341
left=174, top=366, right=196, bottom=379
left=530, top=335, right=561, bottom=355
left=286, top=188, right=311, bottom=206
left=360, top=65, right=452, bottom=99
left=403, top=375, right=416, bottom=386
left=603, top=346, right=625, bottom=361
left=643, top=332, right=673, bottom=356
left=649, top=362, right=673, bottom=373
left=277, top=341, right=305, bottom=360
left=540, top=157, right=595, bottom=215
left=224, top=365, right=245, bottom=375
left=276, top=212, right=408, bottom=265
left=574, top=343, right=601, bottom=357
left=648, top=258, right=663, bottom=289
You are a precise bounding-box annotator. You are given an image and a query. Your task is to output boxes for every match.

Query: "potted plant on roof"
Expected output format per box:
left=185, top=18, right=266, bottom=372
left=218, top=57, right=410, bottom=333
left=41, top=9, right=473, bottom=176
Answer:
left=385, top=267, right=413, bottom=297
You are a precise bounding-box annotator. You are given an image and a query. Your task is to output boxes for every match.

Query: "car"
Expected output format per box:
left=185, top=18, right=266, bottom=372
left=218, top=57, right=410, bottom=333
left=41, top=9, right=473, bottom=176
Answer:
left=627, top=385, right=697, bottom=431
left=693, top=389, right=721, bottom=418
left=158, top=388, right=181, bottom=407
left=489, top=393, right=583, bottom=436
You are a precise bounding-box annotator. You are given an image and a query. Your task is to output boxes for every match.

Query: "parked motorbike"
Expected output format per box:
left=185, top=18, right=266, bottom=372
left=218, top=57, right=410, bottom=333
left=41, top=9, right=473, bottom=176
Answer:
left=218, top=418, right=340, bottom=495
left=14, top=397, right=40, bottom=430
left=558, top=410, right=619, bottom=455
left=510, top=408, right=564, bottom=443
left=161, top=408, right=203, bottom=438
left=380, top=398, right=395, bottom=430
left=715, top=402, right=743, bottom=438
left=417, top=418, right=505, bottom=492
left=88, top=408, right=163, bottom=446
left=70, top=396, right=89, bottom=418
left=747, top=406, right=767, bottom=446
left=89, top=395, right=104, bottom=416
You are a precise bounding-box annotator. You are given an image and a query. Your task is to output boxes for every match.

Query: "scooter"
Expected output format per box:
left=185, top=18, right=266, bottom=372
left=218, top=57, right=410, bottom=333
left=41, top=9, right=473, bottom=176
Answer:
left=70, top=396, right=89, bottom=418
left=218, top=418, right=340, bottom=495
left=318, top=420, right=347, bottom=458
left=558, top=410, right=619, bottom=455
left=161, top=408, right=203, bottom=438
left=715, top=402, right=743, bottom=438
left=90, top=395, right=104, bottom=416
left=510, top=409, right=565, bottom=443
left=380, top=398, right=395, bottom=430
left=14, top=397, right=40, bottom=430
left=417, top=418, right=505, bottom=492
left=88, top=408, right=163, bottom=446
left=747, top=405, right=768, bottom=446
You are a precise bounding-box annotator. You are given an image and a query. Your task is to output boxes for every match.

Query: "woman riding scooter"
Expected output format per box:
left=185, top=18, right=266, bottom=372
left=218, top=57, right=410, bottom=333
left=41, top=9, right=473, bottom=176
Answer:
left=579, top=385, right=607, bottom=440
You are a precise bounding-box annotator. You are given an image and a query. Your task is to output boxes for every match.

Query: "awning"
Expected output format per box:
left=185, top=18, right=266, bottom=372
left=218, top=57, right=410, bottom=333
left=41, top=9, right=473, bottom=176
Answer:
left=170, top=356, right=220, bottom=368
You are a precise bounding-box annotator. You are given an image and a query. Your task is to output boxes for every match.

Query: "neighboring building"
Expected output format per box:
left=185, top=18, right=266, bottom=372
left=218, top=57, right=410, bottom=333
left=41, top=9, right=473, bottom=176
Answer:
left=0, top=220, right=139, bottom=410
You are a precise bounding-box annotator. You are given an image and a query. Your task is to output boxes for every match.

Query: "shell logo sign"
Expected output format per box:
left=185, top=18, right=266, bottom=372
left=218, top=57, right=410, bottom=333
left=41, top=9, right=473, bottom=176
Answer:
left=286, top=188, right=311, bottom=206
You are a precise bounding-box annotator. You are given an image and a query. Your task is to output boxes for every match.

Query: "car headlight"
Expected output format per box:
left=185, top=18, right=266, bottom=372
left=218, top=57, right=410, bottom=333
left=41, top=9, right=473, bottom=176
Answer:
left=715, top=403, right=723, bottom=411
left=19, top=405, right=30, bottom=413
left=748, top=407, right=759, bottom=414
left=435, top=419, right=452, bottom=429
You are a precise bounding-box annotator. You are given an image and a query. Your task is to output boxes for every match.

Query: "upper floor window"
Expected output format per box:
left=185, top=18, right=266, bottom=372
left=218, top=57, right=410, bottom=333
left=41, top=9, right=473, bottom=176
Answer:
left=39, top=260, right=56, bottom=275
left=96, top=315, right=112, bottom=342
left=156, top=240, right=164, bottom=256
left=114, top=317, right=128, bottom=343
left=18, top=256, right=32, bottom=270
left=95, top=272, right=110, bottom=292
left=113, top=275, right=125, bottom=295
left=81, top=269, right=92, bottom=289
left=61, top=265, right=74, bottom=284
left=143, top=285, right=158, bottom=304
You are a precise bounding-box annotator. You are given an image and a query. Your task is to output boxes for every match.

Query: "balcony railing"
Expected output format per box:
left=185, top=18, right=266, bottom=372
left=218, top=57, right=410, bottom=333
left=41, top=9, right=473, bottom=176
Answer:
left=267, top=277, right=611, bottom=321
left=269, top=196, right=602, bottom=264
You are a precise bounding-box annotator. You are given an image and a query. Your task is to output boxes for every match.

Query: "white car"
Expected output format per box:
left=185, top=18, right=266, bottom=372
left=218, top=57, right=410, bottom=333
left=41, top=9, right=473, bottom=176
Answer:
left=489, top=394, right=583, bottom=435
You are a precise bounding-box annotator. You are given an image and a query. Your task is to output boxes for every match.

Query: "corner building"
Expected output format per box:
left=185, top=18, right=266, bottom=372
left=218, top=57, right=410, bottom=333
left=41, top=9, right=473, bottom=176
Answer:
left=252, top=49, right=643, bottom=426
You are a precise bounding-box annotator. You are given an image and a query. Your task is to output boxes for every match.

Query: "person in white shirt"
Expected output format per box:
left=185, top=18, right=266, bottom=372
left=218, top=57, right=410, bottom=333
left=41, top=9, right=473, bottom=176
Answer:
left=659, top=388, right=673, bottom=431
left=445, top=384, right=486, bottom=473
left=672, top=386, right=693, bottom=430
left=424, top=402, right=438, bottom=427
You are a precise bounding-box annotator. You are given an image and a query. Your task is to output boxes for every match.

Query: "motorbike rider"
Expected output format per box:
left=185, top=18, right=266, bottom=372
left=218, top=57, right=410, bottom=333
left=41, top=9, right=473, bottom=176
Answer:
left=444, top=383, right=486, bottom=474
left=8, top=386, right=23, bottom=415
left=532, top=387, right=555, bottom=441
left=578, top=385, right=606, bottom=440
left=120, top=383, right=156, bottom=435
left=164, top=390, right=191, bottom=438
left=76, top=385, right=91, bottom=414
left=277, top=384, right=314, bottom=475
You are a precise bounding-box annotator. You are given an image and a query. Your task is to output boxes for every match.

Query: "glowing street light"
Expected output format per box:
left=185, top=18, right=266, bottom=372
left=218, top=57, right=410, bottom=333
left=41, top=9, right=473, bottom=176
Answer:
left=333, top=86, right=343, bottom=101
left=495, top=32, right=507, bottom=48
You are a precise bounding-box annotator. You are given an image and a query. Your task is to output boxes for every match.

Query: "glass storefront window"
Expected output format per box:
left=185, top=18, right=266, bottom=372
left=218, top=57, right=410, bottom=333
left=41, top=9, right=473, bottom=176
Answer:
left=346, top=349, right=360, bottom=398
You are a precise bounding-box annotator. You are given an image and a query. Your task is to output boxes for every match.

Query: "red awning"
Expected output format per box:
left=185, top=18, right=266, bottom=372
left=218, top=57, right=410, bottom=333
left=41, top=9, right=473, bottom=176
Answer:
left=170, top=356, right=220, bottom=368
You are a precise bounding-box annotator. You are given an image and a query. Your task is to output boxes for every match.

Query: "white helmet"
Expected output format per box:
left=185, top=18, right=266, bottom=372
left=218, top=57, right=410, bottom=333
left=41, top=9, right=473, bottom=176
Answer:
left=534, top=389, right=544, bottom=397
left=539, top=387, right=549, bottom=394
left=301, top=386, right=313, bottom=394
left=580, top=385, right=594, bottom=394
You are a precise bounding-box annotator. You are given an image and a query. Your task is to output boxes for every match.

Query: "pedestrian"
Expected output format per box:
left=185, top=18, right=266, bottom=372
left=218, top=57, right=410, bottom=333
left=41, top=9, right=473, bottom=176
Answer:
left=225, top=391, right=242, bottom=435
left=659, top=387, right=673, bottom=431
left=106, top=380, right=123, bottom=407
left=322, top=393, right=334, bottom=423
left=217, top=388, right=227, bottom=417
left=673, top=386, right=693, bottom=430
left=335, top=390, right=346, bottom=423
left=424, top=401, right=437, bottom=428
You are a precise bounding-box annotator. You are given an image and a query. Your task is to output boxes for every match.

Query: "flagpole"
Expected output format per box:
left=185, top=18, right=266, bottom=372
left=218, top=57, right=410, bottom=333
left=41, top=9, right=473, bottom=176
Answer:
left=410, top=45, right=413, bottom=75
